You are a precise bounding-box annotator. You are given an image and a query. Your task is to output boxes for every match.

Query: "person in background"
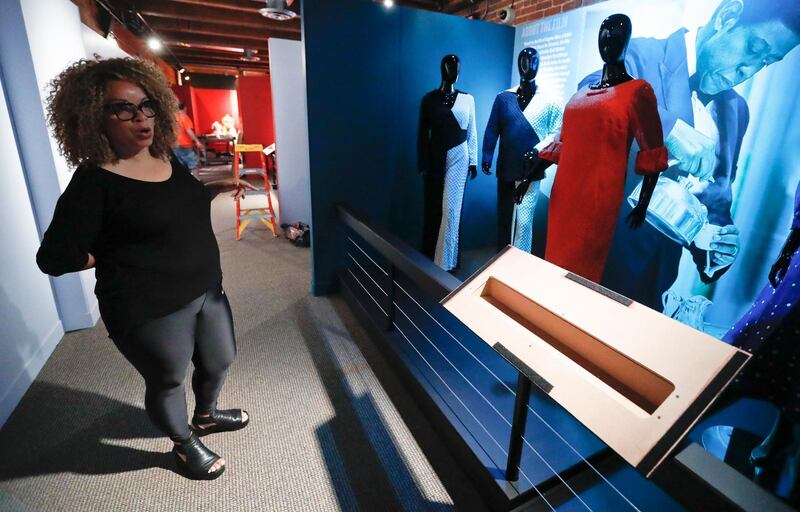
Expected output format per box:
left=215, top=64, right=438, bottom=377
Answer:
left=38, top=58, right=256, bottom=480
left=174, top=102, right=203, bottom=175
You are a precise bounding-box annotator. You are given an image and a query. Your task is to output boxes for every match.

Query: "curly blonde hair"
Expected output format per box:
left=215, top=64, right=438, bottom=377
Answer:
left=46, top=57, right=178, bottom=167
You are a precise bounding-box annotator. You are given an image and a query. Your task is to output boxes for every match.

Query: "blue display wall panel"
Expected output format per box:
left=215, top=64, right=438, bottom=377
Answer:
left=304, top=0, right=514, bottom=295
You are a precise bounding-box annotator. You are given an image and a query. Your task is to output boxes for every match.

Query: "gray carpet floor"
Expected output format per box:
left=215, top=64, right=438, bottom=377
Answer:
left=0, top=176, right=486, bottom=512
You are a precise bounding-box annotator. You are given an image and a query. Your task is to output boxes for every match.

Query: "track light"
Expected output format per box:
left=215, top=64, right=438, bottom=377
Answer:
left=147, top=37, right=162, bottom=51
left=184, top=75, right=190, bottom=81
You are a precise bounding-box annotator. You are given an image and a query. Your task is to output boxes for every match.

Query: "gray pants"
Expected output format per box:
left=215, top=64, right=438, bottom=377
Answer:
left=111, top=283, right=236, bottom=440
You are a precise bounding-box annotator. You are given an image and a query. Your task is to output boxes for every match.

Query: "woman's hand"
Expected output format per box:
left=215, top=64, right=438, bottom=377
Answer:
left=230, top=178, right=258, bottom=200
left=205, top=177, right=258, bottom=199
left=83, top=253, right=96, bottom=270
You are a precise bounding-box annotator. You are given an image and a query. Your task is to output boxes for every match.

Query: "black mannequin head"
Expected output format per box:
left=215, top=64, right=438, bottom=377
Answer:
left=518, top=47, right=539, bottom=82
left=597, top=14, right=632, bottom=64
left=440, top=54, right=460, bottom=85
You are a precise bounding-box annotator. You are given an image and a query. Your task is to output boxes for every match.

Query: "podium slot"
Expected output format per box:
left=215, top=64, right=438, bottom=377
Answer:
left=479, top=277, right=674, bottom=414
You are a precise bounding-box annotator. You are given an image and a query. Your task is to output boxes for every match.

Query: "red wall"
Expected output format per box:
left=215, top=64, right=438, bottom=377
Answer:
left=237, top=76, right=275, bottom=167
left=167, top=78, right=273, bottom=168
left=190, top=88, right=239, bottom=136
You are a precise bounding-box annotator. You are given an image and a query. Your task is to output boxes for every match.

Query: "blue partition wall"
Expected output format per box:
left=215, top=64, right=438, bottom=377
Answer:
left=304, top=0, right=514, bottom=295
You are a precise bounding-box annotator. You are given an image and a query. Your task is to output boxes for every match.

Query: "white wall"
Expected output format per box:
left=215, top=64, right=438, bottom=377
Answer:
left=0, top=77, right=64, bottom=427
left=0, top=0, right=114, bottom=427
left=20, top=0, right=100, bottom=324
left=269, top=38, right=312, bottom=226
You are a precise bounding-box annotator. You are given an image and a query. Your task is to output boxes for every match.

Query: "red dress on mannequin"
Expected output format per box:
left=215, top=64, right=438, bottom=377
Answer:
left=539, top=79, right=667, bottom=283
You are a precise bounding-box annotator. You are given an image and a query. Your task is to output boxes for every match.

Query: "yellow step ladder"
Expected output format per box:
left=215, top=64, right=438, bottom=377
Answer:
left=233, top=144, right=278, bottom=240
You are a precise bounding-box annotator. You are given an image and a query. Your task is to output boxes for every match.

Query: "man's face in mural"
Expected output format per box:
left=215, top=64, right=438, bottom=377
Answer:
left=696, top=2, right=800, bottom=95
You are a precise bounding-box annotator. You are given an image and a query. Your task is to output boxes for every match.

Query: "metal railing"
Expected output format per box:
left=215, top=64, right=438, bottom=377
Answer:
left=336, top=204, right=792, bottom=512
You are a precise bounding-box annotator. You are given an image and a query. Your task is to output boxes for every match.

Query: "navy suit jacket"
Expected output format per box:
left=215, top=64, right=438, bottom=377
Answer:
left=482, top=91, right=540, bottom=182
left=578, top=29, right=750, bottom=308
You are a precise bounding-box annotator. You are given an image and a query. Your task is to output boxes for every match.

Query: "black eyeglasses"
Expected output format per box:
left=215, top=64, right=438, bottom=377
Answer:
left=103, top=99, right=159, bottom=121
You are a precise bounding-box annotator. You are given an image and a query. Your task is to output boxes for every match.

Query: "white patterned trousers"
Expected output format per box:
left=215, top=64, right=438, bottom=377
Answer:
left=435, top=142, right=469, bottom=271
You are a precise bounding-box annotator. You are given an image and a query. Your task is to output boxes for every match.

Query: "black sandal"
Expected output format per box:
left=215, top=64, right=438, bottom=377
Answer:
left=192, top=408, right=250, bottom=436
left=172, top=432, right=226, bottom=480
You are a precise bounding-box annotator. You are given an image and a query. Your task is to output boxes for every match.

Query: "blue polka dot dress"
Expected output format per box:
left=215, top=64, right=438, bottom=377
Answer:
left=724, top=183, right=800, bottom=422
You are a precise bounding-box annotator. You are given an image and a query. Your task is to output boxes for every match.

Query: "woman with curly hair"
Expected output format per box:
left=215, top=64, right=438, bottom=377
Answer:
left=37, top=58, right=254, bottom=480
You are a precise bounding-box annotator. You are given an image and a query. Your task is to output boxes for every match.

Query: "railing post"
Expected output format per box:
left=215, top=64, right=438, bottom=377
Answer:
left=386, top=264, right=395, bottom=331
left=506, top=372, right=531, bottom=481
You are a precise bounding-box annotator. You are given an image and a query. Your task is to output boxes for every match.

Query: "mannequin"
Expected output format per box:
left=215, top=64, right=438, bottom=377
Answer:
left=418, top=54, right=478, bottom=271
left=439, top=54, right=460, bottom=107
left=590, top=13, right=635, bottom=89
left=482, top=48, right=562, bottom=252
left=590, top=14, right=658, bottom=227
left=516, top=47, right=538, bottom=110
left=516, top=14, right=667, bottom=282
left=721, top=182, right=800, bottom=504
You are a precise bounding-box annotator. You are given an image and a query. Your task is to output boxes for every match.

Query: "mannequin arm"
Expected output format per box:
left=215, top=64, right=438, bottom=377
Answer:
left=770, top=228, right=800, bottom=287
left=481, top=96, right=502, bottom=171
left=467, top=96, right=478, bottom=168
left=626, top=174, right=657, bottom=229
left=514, top=150, right=551, bottom=204
left=627, top=83, right=667, bottom=229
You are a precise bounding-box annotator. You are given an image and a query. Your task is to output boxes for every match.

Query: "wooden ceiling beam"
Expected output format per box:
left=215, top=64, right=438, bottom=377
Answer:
left=134, top=0, right=300, bottom=31
left=180, top=59, right=267, bottom=69
left=161, top=31, right=271, bottom=50
left=167, top=0, right=280, bottom=15
left=172, top=51, right=269, bottom=66
left=170, top=46, right=267, bottom=60
left=180, top=64, right=269, bottom=74
left=183, top=64, right=266, bottom=75
left=147, top=18, right=290, bottom=41
left=177, top=59, right=269, bottom=71
left=171, top=46, right=268, bottom=61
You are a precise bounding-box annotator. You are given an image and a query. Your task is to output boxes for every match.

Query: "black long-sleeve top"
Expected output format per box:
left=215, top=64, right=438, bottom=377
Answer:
left=417, top=89, right=477, bottom=177
left=37, top=159, right=222, bottom=339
